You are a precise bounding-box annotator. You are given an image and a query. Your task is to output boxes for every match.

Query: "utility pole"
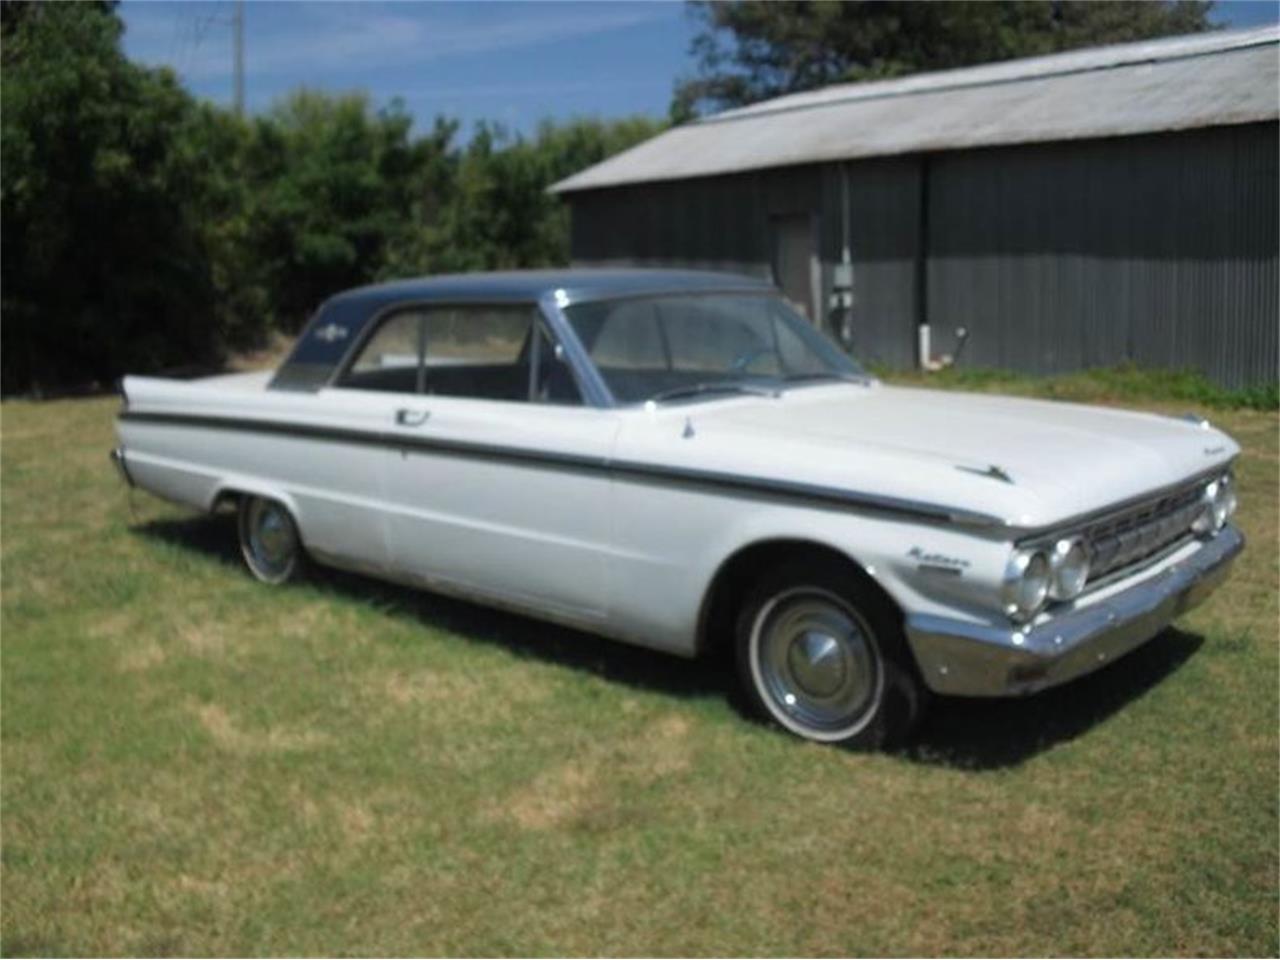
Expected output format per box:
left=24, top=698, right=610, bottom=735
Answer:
left=233, top=0, right=245, bottom=117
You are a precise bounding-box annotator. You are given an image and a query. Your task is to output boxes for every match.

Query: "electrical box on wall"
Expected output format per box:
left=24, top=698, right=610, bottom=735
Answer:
left=830, top=261, right=854, bottom=310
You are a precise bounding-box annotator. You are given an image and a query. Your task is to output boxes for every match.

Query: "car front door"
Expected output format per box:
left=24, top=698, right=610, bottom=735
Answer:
left=369, top=303, right=618, bottom=624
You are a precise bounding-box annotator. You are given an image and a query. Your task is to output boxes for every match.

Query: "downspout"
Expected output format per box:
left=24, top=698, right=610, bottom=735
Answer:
left=916, top=154, right=934, bottom=370
left=916, top=155, right=967, bottom=372
left=833, top=163, right=855, bottom=347
left=841, top=162, right=852, bottom=270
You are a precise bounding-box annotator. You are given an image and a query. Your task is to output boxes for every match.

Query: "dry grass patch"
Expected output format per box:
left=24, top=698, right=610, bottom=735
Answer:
left=497, top=711, right=695, bottom=831
left=118, top=640, right=167, bottom=673
left=367, top=663, right=551, bottom=722
left=188, top=701, right=331, bottom=755
left=505, top=761, right=602, bottom=831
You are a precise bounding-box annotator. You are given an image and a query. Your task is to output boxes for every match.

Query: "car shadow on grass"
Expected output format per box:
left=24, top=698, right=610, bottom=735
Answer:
left=906, top=627, right=1204, bottom=769
left=134, top=513, right=1204, bottom=768
left=134, top=514, right=730, bottom=703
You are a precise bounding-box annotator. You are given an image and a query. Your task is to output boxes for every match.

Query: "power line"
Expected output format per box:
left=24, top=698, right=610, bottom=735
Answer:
left=176, top=1, right=245, bottom=113
left=233, top=0, right=245, bottom=117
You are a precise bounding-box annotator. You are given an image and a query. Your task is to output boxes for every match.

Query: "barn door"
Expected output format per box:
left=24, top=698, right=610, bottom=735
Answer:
left=770, top=213, right=819, bottom=322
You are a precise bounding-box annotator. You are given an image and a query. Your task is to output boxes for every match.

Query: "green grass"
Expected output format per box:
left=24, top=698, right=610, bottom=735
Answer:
left=2, top=391, right=1277, bottom=956
left=879, top=364, right=1280, bottom=411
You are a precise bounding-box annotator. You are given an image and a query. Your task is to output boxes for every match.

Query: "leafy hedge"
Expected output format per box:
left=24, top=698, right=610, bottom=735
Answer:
left=0, top=3, right=661, bottom=395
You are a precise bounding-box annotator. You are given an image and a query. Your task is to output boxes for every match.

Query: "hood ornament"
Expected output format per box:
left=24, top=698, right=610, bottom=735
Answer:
left=955, top=463, right=1013, bottom=484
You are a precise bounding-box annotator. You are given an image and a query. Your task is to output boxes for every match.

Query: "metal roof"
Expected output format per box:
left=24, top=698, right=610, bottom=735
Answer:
left=552, top=26, right=1280, bottom=193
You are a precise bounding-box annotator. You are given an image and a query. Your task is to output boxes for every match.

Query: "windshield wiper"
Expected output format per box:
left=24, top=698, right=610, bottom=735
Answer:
left=646, top=381, right=782, bottom=405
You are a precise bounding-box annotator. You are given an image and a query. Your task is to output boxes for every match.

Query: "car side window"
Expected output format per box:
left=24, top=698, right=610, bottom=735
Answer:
left=338, top=304, right=582, bottom=405
left=422, top=306, right=533, bottom=403
left=337, top=311, right=424, bottom=393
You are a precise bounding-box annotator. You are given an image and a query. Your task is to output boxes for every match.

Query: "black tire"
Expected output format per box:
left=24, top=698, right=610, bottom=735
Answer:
left=236, top=495, right=306, bottom=585
left=734, top=558, right=927, bottom=750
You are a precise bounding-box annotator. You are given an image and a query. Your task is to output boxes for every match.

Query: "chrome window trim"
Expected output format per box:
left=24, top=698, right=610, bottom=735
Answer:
left=537, top=291, right=616, bottom=408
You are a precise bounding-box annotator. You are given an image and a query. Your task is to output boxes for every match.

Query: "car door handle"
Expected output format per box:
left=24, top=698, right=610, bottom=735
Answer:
left=395, top=408, right=431, bottom=427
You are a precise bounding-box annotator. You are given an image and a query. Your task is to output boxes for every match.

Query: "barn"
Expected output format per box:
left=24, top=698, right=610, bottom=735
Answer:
left=551, top=27, right=1279, bottom=388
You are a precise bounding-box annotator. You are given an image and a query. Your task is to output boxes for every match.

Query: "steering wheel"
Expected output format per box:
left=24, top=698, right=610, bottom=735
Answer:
left=729, top=346, right=782, bottom=374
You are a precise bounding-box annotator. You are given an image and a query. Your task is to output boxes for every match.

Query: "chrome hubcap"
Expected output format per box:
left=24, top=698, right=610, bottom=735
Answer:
left=787, top=630, right=848, bottom=698
left=247, top=500, right=295, bottom=577
left=755, top=591, right=882, bottom=734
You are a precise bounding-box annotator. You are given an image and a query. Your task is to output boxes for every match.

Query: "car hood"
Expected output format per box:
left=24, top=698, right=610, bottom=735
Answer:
left=624, top=383, right=1239, bottom=532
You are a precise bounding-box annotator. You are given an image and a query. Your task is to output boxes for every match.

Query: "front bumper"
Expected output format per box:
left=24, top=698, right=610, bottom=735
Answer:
left=905, top=525, right=1244, bottom=697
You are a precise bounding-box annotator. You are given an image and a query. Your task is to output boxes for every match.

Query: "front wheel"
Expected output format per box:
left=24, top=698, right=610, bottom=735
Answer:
left=735, top=560, right=926, bottom=749
left=237, top=496, right=306, bottom=585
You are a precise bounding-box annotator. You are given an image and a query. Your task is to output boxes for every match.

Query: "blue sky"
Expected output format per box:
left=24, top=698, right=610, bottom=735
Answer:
left=119, top=1, right=697, bottom=136
left=119, top=0, right=1279, bottom=138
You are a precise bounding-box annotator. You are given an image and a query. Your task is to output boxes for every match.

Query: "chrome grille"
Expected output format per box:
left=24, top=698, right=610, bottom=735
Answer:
left=1082, top=483, right=1205, bottom=583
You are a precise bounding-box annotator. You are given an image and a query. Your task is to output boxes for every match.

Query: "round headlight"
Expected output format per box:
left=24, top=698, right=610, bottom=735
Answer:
left=1049, top=537, right=1090, bottom=600
left=1213, top=474, right=1237, bottom=526
left=1003, top=549, right=1050, bottom=622
left=1192, top=480, right=1222, bottom=536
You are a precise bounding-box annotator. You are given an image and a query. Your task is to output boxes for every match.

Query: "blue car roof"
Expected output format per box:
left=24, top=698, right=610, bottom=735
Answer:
left=271, top=268, right=774, bottom=392
left=327, top=268, right=772, bottom=309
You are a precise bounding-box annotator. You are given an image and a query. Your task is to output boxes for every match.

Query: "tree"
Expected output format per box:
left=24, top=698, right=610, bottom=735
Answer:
left=382, top=115, right=665, bottom=279
left=1, top=1, right=254, bottom=392
left=237, top=91, right=436, bottom=331
left=671, top=1, right=1215, bottom=120
left=0, top=2, right=662, bottom=392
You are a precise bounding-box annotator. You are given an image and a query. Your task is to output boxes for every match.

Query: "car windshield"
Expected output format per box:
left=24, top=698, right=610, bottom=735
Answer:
left=563, top=293, right=866, bottom=405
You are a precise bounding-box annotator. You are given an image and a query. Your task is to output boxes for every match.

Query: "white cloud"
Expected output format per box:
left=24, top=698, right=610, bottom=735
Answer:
left=123, top=1, right=673, bottom=83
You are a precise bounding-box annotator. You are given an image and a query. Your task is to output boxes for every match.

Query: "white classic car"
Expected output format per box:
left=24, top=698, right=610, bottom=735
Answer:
left=112, top=269, right=1244, bottom=749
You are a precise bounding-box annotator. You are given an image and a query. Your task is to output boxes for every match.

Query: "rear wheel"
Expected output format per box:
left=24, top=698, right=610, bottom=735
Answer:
left=237, top=496, right=305, bottom=585
left=735, top=559, right=926, bottom=749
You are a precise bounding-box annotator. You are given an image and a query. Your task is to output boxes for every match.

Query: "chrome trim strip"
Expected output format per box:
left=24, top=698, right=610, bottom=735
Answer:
left=116, top=410, right=1004, bottom=527
left=606, top=458, right=1000, bottom=526
left=905, top=525, right=1244, bottom=697
left=546, top=284, right=775, bottom=307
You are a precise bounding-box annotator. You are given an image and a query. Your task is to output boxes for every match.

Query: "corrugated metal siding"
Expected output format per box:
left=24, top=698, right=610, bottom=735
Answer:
left=568, top=168, right=827, bottom=283
left=566, top=122, right=1277, bottom=388
left=928, top=122, right=1278, bottom=387
left=570, top=172, right=771, bottom=278
left=569, top=162, right=920, bottom=367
